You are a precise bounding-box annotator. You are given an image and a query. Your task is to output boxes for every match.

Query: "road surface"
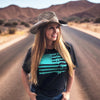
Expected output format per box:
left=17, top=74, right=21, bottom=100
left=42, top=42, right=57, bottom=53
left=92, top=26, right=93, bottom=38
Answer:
left=0, top=26, right=100, bottom=100
left=62, top=26, right=100, bottom=100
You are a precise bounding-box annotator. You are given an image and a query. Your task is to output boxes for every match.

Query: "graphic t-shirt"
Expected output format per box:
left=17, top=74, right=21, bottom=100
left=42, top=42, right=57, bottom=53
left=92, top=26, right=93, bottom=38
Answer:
left=22, top=43, right=77, bottom=97
left=37, top=49, right=69, bottom=96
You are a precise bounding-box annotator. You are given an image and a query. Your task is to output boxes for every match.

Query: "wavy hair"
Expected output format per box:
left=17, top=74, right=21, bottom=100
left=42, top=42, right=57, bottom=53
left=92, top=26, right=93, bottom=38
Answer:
left=30, top=23, right=75, bottom=85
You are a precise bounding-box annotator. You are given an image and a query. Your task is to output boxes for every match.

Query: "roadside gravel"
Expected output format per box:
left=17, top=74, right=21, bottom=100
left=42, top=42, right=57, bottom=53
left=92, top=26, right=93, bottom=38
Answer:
left=69, top=25, right=100, bottom=39
left=0, top=33, right=29, bottom=51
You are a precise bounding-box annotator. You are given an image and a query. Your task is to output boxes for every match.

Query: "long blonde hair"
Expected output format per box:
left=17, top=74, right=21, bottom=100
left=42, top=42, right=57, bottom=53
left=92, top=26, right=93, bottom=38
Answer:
left=30, top=23, right=75, bottom=85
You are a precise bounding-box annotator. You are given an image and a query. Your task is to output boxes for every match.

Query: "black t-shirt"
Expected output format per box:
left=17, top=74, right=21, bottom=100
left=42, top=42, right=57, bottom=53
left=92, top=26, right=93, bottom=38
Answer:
left=22, top=42, right=77, bottom=97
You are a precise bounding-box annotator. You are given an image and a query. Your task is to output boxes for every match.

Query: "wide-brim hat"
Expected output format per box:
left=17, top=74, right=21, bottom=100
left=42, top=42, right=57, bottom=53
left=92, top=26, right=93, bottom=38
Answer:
left=30, top=11, right=61, bottom=34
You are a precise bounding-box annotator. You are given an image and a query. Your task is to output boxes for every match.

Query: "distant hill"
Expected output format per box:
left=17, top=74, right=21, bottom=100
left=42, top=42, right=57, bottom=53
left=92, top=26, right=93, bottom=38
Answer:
left=70, top=4, right=100, bottom=18
left=0, top=1, right=99, bottom=22
left=0, top=5, right=39, bottom=20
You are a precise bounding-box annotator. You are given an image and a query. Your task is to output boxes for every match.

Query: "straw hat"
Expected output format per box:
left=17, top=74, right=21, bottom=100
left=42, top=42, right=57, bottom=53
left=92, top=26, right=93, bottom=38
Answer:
left=30, top=11, right=61, bottom=34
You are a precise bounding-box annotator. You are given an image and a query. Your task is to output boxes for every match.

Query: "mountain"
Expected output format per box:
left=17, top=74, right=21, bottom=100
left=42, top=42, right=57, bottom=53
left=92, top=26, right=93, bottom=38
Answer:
left=0, top=5, right=39, bottom=20
left=49, top=1, right=94, bottom=18
left=0, top=1, right=99, bottom=21
left=70, top=4, right=100, bottom=18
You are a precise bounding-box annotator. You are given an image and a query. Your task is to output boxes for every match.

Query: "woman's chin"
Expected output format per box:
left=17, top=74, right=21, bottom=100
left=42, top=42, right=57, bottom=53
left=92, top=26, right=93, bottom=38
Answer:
left=52, top=38, right=57, bottom=41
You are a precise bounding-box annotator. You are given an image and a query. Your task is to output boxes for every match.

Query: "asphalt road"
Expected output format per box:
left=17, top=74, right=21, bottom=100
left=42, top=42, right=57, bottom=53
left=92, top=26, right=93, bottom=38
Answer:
left=0, top=34, right=34, bottom=100
left=62, top=26, right=100, bottom=100
left=0, top=26, right=100, bottom=100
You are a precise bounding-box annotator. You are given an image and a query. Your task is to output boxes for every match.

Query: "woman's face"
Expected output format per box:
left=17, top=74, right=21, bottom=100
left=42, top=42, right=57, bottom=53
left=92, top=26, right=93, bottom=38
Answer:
left=45, top=23, right=60, bottom=42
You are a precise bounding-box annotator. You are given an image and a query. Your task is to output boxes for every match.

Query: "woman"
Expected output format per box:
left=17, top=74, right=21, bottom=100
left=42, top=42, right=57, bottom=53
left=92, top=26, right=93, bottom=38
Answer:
left=21, top=11, right=77, bottom=100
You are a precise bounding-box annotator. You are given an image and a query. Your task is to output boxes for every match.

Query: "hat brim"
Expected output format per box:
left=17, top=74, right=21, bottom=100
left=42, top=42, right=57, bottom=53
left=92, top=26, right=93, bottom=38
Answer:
left=30, top=20, right=61, bottom=34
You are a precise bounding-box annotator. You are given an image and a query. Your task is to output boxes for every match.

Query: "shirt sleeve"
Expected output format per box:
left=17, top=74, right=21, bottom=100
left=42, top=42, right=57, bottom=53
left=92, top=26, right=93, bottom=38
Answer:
left=22, top=48, right=31, bottom=74
left=64, top=42, right=78, bottom=69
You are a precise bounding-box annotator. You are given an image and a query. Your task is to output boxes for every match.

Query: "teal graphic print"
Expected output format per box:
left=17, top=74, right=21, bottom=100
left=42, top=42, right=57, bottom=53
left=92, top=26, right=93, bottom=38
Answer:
left=39, top=53, right=68, bottom=74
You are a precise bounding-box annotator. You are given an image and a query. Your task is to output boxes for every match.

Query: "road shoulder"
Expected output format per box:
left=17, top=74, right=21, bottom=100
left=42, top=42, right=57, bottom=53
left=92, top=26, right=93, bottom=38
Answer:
left=0, top=33, right=29, bottom=51
left=69, top=25, right=100, bottom=39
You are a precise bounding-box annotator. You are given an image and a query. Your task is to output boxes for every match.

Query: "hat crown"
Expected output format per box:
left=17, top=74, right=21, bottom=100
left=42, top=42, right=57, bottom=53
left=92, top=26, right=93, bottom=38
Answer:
left=38, top=11, right=58, bottom=22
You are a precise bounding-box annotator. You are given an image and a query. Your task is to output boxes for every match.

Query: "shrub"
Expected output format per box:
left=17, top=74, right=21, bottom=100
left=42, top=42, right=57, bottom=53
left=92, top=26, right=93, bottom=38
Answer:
left=80, top=18, right=90, bottom=23
left=24, top=23, right=30, bottom=27
left=89, top=18, right=94, bottom=22
left=94, top=18, right=100, bottom=23
left=21, top=22, right=26, bottom=25
left=4, top=22, right=18, bottom=27
left=8, top=28, right=16, bottom=34
left=12, top=22, right=18, bottom=26
left=62, top=16, right=81, bottom=23
left=0, top=20, right=4, bottom=25
left=74, top=20, right=78, bottom=23
left=4, top=22, right=12, bottom=27
left=84, top=18, right=90, bottom=22
left=20, top=21, right=30, bottom=27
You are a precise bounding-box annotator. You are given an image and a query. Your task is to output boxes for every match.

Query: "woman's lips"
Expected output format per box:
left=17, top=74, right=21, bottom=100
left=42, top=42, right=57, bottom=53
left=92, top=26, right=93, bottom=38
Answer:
left=52, top=34, right=57, bottom=38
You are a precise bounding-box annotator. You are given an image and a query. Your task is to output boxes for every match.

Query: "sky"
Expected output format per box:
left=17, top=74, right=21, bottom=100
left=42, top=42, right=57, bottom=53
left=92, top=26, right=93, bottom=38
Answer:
left=0, top=0, right=100, bottom=9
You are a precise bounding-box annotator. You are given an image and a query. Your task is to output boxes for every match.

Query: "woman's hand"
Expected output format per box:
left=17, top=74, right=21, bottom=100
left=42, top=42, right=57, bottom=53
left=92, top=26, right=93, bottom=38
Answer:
left=29, top=92, right=37, bottom=100
left=62, top=91, right=70, bottom=100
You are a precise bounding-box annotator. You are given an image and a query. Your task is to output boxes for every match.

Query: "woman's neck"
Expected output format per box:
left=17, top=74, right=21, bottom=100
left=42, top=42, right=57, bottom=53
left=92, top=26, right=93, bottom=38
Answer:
left=46, top=41, right=54, bottom=49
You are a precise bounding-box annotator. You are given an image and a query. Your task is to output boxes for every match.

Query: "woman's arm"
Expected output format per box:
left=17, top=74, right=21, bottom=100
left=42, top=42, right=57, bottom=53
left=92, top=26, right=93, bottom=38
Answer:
left=21, top=68, right=37, bottom=100
left=62, top=70, right=75, bottom=100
